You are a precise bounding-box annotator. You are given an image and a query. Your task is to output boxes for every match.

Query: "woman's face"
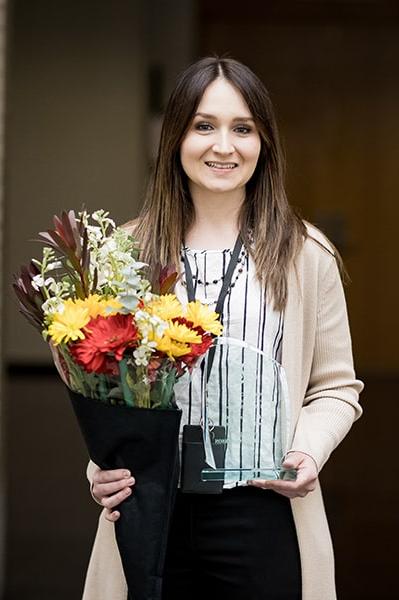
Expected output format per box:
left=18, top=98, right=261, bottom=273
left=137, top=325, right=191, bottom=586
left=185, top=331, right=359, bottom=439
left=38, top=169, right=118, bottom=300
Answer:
left=180, top=78, right=261, bottom=196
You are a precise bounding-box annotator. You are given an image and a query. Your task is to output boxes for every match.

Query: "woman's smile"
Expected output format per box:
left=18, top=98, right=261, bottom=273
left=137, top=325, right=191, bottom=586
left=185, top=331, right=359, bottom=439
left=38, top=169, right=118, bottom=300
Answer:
left=204, top=160, right=239, bottom=172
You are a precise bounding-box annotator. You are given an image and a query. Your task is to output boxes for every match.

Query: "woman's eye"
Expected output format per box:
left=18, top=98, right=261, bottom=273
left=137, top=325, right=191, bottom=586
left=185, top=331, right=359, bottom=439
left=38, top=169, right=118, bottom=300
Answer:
left=235, top=126, right=252, bottom=134
left=193, top=122, right=253, bottom=134
left=195, top=122, right=213, bottom=131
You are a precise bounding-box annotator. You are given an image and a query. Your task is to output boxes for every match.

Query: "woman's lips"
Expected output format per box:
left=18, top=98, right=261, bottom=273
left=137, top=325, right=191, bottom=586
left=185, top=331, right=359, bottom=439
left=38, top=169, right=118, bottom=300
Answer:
left=204, top=161, right=238, bottom=172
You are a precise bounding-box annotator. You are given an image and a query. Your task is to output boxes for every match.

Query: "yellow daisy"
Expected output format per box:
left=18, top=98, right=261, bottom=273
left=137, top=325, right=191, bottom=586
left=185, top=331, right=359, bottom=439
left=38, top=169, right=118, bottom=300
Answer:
left=185, top=300, right=223, bottom=336
left=155, top=337, right=190, bottom=359
left=154, top=321, right=202, bottom=359
left=75, top=294, right=122, bottom=319
left=164, top=321, right=202, bottom=344
left=48, top=299, right=90, bottom=345
left=100, top=296, right=123, bottom=315
left=147, top=294, right=183, bottom=321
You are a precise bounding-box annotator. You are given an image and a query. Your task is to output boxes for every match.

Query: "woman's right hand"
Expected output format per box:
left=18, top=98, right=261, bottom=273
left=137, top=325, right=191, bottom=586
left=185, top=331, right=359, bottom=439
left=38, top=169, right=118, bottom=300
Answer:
left=91, top=468, right=135, bottom=522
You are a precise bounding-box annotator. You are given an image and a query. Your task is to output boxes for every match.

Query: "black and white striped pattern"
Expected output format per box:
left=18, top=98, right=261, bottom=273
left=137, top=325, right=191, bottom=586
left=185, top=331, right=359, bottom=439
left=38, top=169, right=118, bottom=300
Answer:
left=174, top=246, right=285, bottom=487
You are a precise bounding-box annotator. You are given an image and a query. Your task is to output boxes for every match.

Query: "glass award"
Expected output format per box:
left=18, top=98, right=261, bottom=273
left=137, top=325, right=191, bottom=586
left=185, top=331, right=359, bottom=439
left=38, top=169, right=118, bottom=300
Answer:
left=199, top=337, right=297, bottom=483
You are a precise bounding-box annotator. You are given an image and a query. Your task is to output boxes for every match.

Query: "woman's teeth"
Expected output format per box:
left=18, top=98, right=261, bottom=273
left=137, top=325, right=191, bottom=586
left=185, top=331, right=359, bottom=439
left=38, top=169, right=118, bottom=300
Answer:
left=205, top=161, right=237, bottom=169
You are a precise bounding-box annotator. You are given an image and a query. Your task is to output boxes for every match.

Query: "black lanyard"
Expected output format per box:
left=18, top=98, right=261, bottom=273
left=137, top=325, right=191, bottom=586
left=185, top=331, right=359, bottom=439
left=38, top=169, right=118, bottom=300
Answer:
left=183, top=235, right=243, bottom=379
left=182, top=234, right=243, bottom=314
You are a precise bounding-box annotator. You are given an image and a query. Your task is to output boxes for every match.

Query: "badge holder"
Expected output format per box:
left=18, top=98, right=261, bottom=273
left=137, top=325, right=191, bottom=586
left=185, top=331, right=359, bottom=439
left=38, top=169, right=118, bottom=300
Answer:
left=181, top=421, right=226, bottom=494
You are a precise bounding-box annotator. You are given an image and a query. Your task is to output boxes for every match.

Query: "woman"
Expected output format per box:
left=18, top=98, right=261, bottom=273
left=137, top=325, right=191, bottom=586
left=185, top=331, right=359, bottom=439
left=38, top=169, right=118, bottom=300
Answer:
left=83, top=57, right=363, bottom=600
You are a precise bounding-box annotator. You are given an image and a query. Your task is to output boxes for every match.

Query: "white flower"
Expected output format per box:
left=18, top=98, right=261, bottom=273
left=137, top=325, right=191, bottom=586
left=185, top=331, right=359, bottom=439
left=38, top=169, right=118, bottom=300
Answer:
left=96, top=265, right=113, bottom=287
left=99, top=239, right=117, bottom=255
left=135, top=311, right=168, bottom=351
left=42, top=297, right=65, bottom=316
left=143, top=291, right=153, bottom=304
left=32, top=275, right=45, bottom=290
left=87, top=226, right=103, bottom=243
left=133, top=344, right=153, bottom=367
left=46, top=261, right=62, bottom=271
left=48, top=280, right=68, bottom=295
left=32, top=275, right=55, bottom=291
left=92, top=209, right=116, bottom=230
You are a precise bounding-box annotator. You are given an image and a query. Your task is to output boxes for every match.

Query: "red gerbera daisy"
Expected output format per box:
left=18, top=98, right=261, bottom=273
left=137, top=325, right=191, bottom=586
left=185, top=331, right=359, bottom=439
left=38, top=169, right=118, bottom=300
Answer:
left=181, top=333, right=213, bottom=369
left=70, top=313, right=139, bottom=374
left=171, top=316, right=194, bottom=328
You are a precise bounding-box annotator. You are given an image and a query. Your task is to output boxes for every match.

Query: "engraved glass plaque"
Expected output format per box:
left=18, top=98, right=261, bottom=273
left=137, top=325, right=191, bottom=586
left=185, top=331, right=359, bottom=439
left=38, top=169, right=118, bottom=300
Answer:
left=199, top=337, right=297, bottom=483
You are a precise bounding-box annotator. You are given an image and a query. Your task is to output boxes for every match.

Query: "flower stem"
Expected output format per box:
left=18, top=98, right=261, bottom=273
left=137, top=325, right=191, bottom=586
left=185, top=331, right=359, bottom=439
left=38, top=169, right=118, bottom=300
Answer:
left=98, top=375, right=108, bottom=403
left=119, top=358, right=135, bottom=407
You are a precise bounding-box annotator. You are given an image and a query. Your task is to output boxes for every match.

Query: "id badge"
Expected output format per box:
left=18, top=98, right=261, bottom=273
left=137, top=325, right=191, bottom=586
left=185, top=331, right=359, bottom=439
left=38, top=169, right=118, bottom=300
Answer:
left=181, top=424, right=226, bottom=494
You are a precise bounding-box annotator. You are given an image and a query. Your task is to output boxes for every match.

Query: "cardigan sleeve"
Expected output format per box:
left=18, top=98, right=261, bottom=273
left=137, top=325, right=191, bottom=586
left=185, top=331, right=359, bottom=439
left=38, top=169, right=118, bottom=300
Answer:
left=87, top=459, right=98, bottom=485
left=288, top=255, right=364, bottom=472
left=87, top=460, right=103, bottom=506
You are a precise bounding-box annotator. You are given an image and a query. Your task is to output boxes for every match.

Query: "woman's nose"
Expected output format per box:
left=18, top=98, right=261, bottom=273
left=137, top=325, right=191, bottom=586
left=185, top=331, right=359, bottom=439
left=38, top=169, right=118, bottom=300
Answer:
left=212, top=131, right=235, bottom=154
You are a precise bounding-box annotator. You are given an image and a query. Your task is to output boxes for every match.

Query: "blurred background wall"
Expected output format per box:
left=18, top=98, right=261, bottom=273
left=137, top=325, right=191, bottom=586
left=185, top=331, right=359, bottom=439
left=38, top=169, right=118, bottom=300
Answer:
left=0, top=0, right=7, bottom=594
left=2, top=1, right=398, bottom=598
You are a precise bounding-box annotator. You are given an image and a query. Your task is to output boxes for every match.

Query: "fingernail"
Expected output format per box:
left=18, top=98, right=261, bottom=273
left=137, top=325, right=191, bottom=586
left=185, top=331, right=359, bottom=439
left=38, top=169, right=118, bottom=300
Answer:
left=125, top=487, right=132, bottom=495
left=123, top=471, right=131, bottom=478
left=128, top=477, right=135, bottom=485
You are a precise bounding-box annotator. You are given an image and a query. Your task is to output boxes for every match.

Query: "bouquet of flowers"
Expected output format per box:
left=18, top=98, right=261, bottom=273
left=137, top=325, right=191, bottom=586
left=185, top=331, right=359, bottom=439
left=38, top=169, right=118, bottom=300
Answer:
left=13, top=209, right=222, bottom=600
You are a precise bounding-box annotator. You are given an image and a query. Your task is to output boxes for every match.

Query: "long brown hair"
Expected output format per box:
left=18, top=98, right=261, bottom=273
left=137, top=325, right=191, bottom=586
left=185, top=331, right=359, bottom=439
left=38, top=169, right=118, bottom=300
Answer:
left=132, top=56, right=308, bottom=310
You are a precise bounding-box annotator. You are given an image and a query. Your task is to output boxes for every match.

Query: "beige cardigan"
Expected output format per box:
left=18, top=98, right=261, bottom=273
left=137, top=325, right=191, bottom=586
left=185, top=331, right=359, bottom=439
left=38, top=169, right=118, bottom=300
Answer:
left=83, top=225, right=363, bottom=600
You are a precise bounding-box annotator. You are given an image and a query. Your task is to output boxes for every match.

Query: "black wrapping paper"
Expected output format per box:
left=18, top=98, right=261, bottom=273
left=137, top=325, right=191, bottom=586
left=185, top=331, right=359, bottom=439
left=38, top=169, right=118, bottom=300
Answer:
left=68, top=389, right=182, bottom=600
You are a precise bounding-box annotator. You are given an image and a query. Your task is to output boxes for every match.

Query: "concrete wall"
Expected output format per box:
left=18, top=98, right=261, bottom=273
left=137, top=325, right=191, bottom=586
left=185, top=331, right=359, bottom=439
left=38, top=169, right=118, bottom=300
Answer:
left=4, top=0, right=147, bottom=364
left=4, top=0, right=196, bottom=365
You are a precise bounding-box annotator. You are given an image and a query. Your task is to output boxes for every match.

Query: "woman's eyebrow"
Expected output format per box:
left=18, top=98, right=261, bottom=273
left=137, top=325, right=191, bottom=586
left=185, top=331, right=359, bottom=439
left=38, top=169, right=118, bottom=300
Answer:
left=194, top=112, right=254, bottom=122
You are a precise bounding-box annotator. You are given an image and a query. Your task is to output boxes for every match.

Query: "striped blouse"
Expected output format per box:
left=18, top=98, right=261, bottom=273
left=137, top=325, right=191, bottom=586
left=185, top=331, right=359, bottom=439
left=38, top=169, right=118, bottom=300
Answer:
left=173, top=244, right=285, bottom=487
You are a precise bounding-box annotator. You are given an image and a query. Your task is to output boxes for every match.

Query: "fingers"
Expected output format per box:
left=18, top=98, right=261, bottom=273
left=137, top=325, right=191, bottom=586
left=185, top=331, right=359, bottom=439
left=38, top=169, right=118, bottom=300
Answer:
left=247, top=479, right=305, bottom=499
left=283, top=451, right=319, bottom=475
left=105, top=509, right=121, bottom=523
left=247, top=455, right=318, bottom=499
left=248, top=476, right=316, bottom=499
left=247, top=479, right=299, bottom=498
left=91, top=469, right=135, bottom=515
left=94, top=469, right=132, bottom=484
left=100, top=484, right=133, bottom=510
left=94, top=477, right=135, bottom=497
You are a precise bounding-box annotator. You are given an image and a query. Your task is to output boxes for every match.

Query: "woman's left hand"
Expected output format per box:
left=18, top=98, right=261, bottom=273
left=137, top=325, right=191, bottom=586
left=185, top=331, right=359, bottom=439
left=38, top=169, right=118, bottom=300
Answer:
left=248, top=451, right=318, bottom=499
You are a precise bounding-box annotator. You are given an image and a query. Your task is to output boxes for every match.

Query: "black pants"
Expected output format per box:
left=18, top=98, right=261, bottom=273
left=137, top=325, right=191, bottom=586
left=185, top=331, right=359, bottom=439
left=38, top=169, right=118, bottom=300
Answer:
left=162, top=486, right=302, bottom=600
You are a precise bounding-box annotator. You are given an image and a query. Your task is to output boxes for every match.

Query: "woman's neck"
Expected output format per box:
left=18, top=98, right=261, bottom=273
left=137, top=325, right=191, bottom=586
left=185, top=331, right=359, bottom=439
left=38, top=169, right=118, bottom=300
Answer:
left=185, top=188, right=244, bottom=250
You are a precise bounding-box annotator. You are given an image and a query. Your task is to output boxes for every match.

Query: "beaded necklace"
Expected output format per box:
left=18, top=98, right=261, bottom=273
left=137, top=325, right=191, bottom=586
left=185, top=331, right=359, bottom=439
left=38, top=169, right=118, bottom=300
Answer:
left=180, top=246, right=248, bottom=305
